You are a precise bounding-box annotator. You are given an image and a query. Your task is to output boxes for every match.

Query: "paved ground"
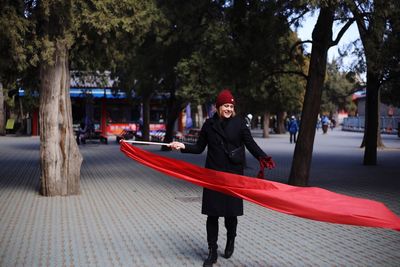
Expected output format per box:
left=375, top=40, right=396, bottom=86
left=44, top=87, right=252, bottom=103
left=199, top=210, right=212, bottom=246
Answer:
left=0, top=129, right=399, bottom=267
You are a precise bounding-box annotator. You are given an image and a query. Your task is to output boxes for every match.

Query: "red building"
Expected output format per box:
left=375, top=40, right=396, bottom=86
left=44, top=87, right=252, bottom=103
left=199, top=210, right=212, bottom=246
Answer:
left=69, top=88, right=167, bottom=136
left=28, top=87, right=167, bottom=137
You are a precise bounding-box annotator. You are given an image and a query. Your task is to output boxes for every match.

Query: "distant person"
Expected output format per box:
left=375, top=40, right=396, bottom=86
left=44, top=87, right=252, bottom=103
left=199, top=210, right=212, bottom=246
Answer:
left=330, top=118, right=336, bottom=130
left=77, top=122, right=87, bottom=145
left=321, top=116, right=330, bottom=134
left=245, top=114, right=253, bottom=129
left=316, top=117, right=321, bottom=131
left=288, top=116, right=299, bottom=143
left=169, top=89, right=275, bottom=267
left=159, top=114, right=164, bottom=123
left=271, top=116, right=277, bottom=133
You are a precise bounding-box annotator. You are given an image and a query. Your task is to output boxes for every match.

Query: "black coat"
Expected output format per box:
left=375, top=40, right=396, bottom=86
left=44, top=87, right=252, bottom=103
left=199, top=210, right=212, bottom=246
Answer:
left=182, top=113, right=267, bottom=216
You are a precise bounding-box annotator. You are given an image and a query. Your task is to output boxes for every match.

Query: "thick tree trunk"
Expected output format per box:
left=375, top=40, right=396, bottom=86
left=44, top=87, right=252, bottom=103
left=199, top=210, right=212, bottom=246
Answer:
left=363, top=71, right=380, bottom=165
left=39, top=44, right=82, bottom=196
left=289, top=6, right=335, bottom=186
left=0, top=82, right=5, bottom=135
left=262, top=112, right=270, bottom=138
left=360, top=91, right=384, bottom=150
left=276, top=111, right=287, bottom=134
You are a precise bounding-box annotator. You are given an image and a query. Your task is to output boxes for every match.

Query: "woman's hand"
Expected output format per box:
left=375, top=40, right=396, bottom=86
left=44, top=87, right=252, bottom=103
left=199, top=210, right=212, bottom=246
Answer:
left=168, top=141, right=185, bottom=150
left=260, top=156, right=276, bottom=169
left=257, top=156, right=276, bottom=179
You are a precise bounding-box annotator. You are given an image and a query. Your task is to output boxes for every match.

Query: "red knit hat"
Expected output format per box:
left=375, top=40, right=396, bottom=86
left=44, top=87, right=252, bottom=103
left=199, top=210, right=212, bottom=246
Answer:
left=215, top=89, right=235, bottom=108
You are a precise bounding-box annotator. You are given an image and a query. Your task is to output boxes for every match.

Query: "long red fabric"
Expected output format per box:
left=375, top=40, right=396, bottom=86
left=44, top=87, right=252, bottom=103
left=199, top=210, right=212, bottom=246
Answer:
left=120, top=141, right=400, bottom=231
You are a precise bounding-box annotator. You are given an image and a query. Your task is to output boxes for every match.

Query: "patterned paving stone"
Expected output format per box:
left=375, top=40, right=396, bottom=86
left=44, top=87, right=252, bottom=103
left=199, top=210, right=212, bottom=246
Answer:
left=0, top=131, right=399, bottom=266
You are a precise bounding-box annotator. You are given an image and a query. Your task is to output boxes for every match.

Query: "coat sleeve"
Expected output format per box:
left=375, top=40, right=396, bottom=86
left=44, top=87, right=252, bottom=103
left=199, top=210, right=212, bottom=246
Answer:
left=241, top=119, right=267, bottom=159
left=181, top=121, right=208, bottom=154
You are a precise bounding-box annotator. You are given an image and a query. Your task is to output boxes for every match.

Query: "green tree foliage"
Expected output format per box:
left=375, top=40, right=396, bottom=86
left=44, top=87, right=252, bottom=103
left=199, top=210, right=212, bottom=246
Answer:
left=378, top=2, right=400, bottom=107
left=176, top=0, right=307, bottom=123
left=111, top=0, right=220, bottom=142
left=0, top=1, right=31, bottom=134
left=0, top=1, right=30, bottom=84
left=321, top=61, right=357, bottom=116
left=176, top=16, right=233, bottom=103
left=0, top=0, right=162, bottom=195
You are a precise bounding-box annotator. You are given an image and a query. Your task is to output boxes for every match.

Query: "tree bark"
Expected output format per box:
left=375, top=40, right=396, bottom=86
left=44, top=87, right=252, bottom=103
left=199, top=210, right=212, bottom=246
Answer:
left=196, top=104, right=203, bottom=127
left=262, top=112, right=270, bottom=138
left=0, top=82, right=5, bottom=135
left=161, top=93, right=185, bottom=151
left=276, top=111, right=287, bottom=134
left=363, top=71, right=379, bottom=165
left=16, top=96, right=25, bottom=135
left=289, top=6, right=335, bottom=186
left=350, top=0, right=386, bottom=164
left=141, top=93, right=152, bottom=141
left=39, top=43, right=82, bottom=196
left=376, top=93, right=384, bottom=148
left=361, top=92, right=385, bottom=150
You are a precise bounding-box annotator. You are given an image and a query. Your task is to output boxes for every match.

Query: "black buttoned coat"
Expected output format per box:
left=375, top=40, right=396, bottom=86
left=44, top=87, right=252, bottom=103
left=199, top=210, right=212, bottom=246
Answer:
left=182, top=113, right=267, bottom=216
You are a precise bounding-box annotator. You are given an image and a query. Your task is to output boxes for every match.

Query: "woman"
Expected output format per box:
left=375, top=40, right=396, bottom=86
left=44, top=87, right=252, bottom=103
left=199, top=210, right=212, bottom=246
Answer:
left=170, top=89, right=275, bottom=267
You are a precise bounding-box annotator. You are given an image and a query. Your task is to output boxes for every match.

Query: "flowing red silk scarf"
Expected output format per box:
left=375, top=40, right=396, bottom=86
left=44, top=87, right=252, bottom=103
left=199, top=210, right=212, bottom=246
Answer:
left=120, top=141, right=400, bottom=231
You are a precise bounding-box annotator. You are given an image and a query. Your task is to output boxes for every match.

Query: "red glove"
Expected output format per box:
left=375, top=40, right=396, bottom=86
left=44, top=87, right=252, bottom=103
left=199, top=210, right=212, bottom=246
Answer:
left=260, top=156, right=276, bottom=169
left=257, top=156, right=276, bottom=179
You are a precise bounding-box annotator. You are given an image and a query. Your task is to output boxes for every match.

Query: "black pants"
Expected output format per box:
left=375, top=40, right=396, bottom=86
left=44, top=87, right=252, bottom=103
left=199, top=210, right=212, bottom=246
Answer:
left=206, top=216, right=237, bottom=249
left=290, top=132, right=297, bottom=143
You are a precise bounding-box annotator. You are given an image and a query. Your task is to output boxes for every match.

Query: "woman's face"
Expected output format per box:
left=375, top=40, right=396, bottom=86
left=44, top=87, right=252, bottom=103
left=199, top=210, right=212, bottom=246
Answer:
left=219, top=103, right=234, bottom=118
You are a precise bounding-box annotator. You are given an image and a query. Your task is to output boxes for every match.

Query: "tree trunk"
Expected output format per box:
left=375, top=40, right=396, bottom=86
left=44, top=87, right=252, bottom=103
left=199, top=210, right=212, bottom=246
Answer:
left=161, top=93, right=185, bottom=151
left=363, top=71, right=380, bottom=165
left=0, top=82, right=5, bottom=135
left=276, top=111, right=287, bottom=134
left=196, top=104, right=203, bottom=128
left=289, top=6, right=335, bottom=186
left=350, top=0, right=386, bottom=163
left=376, top=93, right=384, bottom=148
left=39, top=44, right=82, bottom=196
left=16, top=96, right=25, bottom=135
left=361, top=93, right=384, bottom=150
left=262, top=112, right=270, bottom=138
left=141, top=93, right=152, bottom=141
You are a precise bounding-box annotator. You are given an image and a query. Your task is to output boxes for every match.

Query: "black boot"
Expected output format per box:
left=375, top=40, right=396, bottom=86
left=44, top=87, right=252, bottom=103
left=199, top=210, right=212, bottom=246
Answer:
left=224, top=237, right=235, bottom=259
left=203, top=247, right=218, bottom=267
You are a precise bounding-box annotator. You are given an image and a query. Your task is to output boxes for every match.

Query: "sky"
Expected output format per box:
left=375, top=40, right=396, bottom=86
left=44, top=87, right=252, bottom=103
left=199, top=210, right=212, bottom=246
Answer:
left=293, top=11, right=361, bottom=71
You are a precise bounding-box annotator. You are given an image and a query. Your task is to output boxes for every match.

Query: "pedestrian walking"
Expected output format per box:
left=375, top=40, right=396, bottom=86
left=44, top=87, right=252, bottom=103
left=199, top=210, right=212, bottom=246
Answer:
left=288, top=116, right=298, bottom=143
left=169, top=89, right=275, bottom=267
left=245, top=114, right=253, bottom=129
left=330, top=118, right=336, bottom=130
left=322, top=116, right=330, bottom=134
left=316, top=117, right=321, bottom=131
left=76, top=122, right=87, bottom=145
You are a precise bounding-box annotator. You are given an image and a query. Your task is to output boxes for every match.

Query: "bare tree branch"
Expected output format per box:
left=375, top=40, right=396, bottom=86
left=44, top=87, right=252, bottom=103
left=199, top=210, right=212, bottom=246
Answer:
left=290, top=40, right=312, bottom=59
left=330, top=17, right=357, bottom=47
left=288, top=10, right=309, bottom=26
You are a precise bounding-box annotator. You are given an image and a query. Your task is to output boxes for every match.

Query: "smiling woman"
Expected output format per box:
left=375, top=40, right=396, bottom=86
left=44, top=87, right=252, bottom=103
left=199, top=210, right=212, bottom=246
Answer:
left=169, top=88, right=275, bottom=267
left=219, top=103, right=235, bottom=118
left=215, top=89, right=236, bottom=119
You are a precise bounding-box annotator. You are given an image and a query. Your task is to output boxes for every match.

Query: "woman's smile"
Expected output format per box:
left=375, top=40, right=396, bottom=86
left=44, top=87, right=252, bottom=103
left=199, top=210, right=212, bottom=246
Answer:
left=220, top=104, right=234, bottom=118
